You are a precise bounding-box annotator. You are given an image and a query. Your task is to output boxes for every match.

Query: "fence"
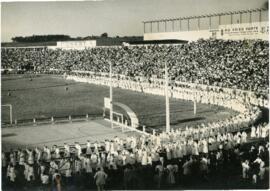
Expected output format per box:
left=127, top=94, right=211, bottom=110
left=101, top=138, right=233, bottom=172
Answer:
left=2, top=113, right=102, bottom=128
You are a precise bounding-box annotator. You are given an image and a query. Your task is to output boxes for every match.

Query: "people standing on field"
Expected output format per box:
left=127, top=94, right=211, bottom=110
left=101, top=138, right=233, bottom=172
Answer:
left=94, top=167, right=107, bottom=191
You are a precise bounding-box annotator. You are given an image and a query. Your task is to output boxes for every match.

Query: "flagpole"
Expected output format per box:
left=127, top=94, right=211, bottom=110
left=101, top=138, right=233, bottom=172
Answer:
left=109, top=61, right=113, bottom=129
left=165, top=62, right=170, bottom=133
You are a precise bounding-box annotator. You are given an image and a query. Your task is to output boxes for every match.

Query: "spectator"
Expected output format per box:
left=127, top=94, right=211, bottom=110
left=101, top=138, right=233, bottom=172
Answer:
left=1, top=38, right=269, bottom=190
left=41, top=171, right=49, bottom=190
left=1, top=39, right=268, bottom=92
left=94, top=167, right=108, bottom=191
left=241, top=159, right=250, bottom=179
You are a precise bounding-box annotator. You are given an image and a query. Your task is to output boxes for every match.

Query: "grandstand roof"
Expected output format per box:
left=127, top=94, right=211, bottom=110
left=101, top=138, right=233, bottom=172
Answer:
left=143, top=8, right=268, bottom=23
left=129, top=39, right=188, bottom=45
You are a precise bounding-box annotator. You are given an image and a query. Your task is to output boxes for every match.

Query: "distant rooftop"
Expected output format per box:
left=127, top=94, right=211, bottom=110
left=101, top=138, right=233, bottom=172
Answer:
left=143, top=8, right=268, bottom=23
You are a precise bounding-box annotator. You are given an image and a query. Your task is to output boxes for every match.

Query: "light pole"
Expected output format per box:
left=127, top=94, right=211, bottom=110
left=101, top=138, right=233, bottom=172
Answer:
left=165, top=62, right=170, bottom=133
left=109, top=61, right=113, bottom=129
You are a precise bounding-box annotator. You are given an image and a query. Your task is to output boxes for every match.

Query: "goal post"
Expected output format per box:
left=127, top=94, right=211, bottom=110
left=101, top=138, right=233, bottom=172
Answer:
left=113, top=111, right=124, bottom=127
left=2, top=104, right=13, bottom=125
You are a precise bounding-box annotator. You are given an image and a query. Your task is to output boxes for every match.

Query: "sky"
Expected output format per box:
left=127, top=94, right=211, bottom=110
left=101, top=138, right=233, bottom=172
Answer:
left=1, top=0, right=268, bottom=42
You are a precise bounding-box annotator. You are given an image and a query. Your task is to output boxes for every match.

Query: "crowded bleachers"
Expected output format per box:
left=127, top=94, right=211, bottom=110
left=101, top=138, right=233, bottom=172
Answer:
left=2, top=39, right=269, bottom=92
left=1, top=38, right=269, bottom=190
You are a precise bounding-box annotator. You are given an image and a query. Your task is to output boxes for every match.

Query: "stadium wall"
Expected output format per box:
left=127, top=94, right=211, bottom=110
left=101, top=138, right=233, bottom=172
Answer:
left=48, top=40, right=96, bottom=50
left=144, top=30, right=213, bottom=41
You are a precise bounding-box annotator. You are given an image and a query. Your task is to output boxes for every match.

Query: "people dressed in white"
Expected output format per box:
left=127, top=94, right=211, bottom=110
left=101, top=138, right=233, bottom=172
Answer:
left=7, top=164, right=16, bottom=182
left=241, top=160, right=250, bottom=179
left=251, top=126, right=256, bottom=138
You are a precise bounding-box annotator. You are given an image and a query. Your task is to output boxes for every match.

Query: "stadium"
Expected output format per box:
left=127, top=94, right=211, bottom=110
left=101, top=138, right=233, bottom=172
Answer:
left=1, top=1, right=269, bottom=191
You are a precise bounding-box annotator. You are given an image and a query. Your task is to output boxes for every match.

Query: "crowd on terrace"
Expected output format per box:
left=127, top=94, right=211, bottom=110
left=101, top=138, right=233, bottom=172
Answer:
left=1, top=39, right=269, bottom=93
left=2, top=122, right=269, bottom=190
left=1, top=38, right=269, bottom=189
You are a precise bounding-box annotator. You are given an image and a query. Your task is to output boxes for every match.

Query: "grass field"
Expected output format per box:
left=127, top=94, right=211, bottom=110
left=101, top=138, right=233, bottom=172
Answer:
left=1, top=74, right=237, bottom=131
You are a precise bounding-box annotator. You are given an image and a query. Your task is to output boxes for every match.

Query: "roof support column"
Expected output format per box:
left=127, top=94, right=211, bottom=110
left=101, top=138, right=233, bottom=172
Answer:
left=240, top=13, right=242, bottom=24
left=143, top=22, right=146, bottom=33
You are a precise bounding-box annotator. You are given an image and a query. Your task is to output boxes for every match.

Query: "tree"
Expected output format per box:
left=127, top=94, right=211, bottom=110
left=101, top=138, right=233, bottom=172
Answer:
left=101, top=33, right=108, bottom=38
left=11, top=35, right=72, bottom=43
left=12, top=36, right=24, bottom=42
left=263, top=1, right=268, bottom=10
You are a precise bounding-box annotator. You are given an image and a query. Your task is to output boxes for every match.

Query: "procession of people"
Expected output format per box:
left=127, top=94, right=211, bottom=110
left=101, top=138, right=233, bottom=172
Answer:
left=1, top=38, right=269, bottom=190
left=2, top=119, right=269, bottom=190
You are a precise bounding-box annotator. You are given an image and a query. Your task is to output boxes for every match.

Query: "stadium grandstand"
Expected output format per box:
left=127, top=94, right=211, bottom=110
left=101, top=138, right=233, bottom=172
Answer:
left=1, top=5, right=269, bottom=191
left=143, top=8, right=268, bottom=41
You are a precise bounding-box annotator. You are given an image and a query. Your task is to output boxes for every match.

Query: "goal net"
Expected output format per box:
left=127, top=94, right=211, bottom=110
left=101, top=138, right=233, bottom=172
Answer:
left=112, top=111, right=124, bottom=127
left=2, top=104, right=12, bottom=125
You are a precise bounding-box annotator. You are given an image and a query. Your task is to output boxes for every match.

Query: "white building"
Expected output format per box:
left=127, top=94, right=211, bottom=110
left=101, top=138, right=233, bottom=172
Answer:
left=143, top=8, right=268, bottom=41
left=48, top=40, right=96, bottom=50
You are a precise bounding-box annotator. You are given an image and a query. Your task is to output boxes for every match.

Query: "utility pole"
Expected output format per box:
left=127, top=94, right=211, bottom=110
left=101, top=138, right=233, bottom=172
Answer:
left=109, top=61, right=113, bottom=128
left=165, top=62, right=170, bottom=133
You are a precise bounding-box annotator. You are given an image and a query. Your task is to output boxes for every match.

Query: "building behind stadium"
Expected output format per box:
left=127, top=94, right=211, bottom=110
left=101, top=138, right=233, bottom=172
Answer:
left=3, top=8, right=268, bottom=51
left=48, top=40, right=97, bottom=50
left=50, top=9, right=268, bottom=50
left=143, top=8, right=268, bottom=41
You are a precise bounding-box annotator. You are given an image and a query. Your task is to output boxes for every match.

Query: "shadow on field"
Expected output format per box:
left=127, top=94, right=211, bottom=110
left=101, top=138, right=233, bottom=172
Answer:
left=2, top=133, right=17, bottom=137
left=172, top=116, right=205, bottom=125
left=143, top=116, right=205, bottom=128
left=2, top=82, right=78, bottom=92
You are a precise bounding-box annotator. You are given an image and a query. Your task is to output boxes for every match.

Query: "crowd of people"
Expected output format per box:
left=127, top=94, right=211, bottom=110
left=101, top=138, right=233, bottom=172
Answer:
left=2, top=121, right=269, bottom=190
left=67, top=72, right=268, bottom=108
left=2, top=72, right=269, bottom=190
left=1, top=39, right=269, bottom=92
left=1, top=38, right=269, bottom=189
left=68, top=73, right=264, bottom=133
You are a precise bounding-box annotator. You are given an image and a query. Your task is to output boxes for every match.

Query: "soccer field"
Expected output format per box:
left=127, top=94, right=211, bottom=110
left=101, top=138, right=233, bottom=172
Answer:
left=1, top=74, right=237, bottom=131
